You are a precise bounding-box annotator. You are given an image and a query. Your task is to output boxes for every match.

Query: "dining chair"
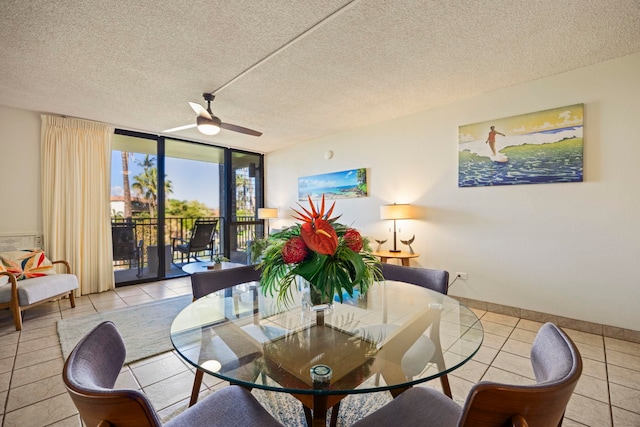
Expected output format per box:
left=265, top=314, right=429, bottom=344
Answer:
left=352, top=322, right=583, bottom=427
left=188, top=265, right=283, bottom=407
left=378, top=264, right=452, bottom=396
left=172, top=218, right=218, bottom=263
left=63, top=321, right=284, bottom=427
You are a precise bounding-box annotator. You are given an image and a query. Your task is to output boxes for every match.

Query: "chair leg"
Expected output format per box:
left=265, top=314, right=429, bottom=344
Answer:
left=189, top=369, right=204, bottom=407
left=10, top=302, right=22, bottom=331
left=69, top=291, right=76, bottom=308
left=440, top=374, right=452, bottom=398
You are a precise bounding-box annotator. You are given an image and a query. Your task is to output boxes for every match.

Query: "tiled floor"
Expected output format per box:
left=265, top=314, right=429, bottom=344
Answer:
left=0, top=277, right=638, bottom=426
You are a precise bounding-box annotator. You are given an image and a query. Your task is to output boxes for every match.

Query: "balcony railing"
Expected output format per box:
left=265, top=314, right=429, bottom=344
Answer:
left=111, top=216, right=260, bottom=274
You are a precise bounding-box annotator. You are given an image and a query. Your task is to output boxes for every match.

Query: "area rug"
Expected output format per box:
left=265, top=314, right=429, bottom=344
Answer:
left=252, top=377, right=393, bottom=426
left=57, top=295, right=192, bottom=364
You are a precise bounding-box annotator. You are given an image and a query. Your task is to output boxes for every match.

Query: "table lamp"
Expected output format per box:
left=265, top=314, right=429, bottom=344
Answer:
left=380, top=203, right=412, bottom=253
left=258, top=208, right=278, bottom=236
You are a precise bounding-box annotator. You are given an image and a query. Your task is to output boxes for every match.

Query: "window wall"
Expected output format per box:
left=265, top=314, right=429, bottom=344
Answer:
left=111, top=130, right=263, bottom=286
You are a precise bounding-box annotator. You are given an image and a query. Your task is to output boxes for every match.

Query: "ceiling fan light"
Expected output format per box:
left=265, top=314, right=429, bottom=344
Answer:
left=196, top=115, right=221, bottom=135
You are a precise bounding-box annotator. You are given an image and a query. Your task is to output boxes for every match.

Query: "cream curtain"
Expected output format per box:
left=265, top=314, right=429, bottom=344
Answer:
left=41, top=115, right=114, bottom=294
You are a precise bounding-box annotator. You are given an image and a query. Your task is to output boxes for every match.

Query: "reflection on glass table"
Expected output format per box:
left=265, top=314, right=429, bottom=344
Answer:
left=170, top=280, right=483, bottom=427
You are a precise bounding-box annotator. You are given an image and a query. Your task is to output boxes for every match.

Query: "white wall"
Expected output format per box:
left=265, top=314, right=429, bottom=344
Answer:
left=0, top=106, right=41, bottom=234
left=265, top=53, right=640, bottom=331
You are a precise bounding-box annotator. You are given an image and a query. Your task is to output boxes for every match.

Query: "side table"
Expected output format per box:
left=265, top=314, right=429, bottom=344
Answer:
left=372, top=250, right=419, bottom=266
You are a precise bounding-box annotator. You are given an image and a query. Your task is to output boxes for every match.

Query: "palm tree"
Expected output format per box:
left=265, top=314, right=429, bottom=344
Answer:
left=121, top=152, right=133, bottom=219
left=132, top=155, right=173, bottom=218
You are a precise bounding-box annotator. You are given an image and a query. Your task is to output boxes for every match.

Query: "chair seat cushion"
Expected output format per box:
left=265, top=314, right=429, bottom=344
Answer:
left=165, top=386, right=283, bottom=427
left=352, top=386, right=462, bottom=427
left=0, top=273, right=78, bottom=305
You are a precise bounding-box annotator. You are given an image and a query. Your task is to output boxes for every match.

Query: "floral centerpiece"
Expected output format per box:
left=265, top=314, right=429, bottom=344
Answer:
left=258, top=195, right=382, bottom=307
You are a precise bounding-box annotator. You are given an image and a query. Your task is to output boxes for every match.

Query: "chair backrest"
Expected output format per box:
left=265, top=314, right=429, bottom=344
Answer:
left=187, top=219, right=218, bottom=251
left=459, top=323, right=582, bottom=427
left=112, top=223, right=138, bottom=261
left=381, top=263, right=449, bottom=295
left=63, top=321, right=163, bottom=427
left=191, top=265, right=262, bottom=299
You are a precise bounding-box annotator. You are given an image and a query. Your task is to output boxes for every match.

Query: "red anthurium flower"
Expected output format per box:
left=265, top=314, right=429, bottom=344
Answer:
left=292, top=195, right=339, bottom=255
left=344, top=228, right=363, bottom=252
left=282, top=237, right=308, bottom=264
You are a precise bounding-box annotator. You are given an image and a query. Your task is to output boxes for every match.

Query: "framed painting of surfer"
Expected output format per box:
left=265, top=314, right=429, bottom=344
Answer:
left=457, top=104, right=584, bottom=187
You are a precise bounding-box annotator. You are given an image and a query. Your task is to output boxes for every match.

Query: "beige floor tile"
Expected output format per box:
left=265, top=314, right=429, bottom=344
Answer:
left=0, top=356, right=15, bottom=375
left=515, top=318, right=543, bottom=333
left=480, top=319, right=514, bottom=337
left=143, top=370, right=198, bottom=411
left=115, top=367, right=141, bottom=390
left=501, top=337, right=531, bottom=358
left=574, top=340, right=606, bottom=362
left=47, top=413, right=82, bottom=426
left=608, top=364, right=640, bottom=391
left=91, top=300, right=129, bottom=311
left=13, top=344, right=61, bottom=370
left=610, top=382, right=640, bottom=414
left=0, top=342, right=17, bottom=359
left=19, top=325, right=57, bottom=342
left=114, top=286, right=145, bottom=297
left=607, top=349, right=640, bottom=371
left=582, top=358, right=607, bottom=381
left=0, top=390, right=6, bottom=414
left=131, top=352, right=190, bottom=387
left=480, top=366, right=535, bottom=386
left=3, top=392, right=78, bottom=427
left=17, top=334, right=60, bottom=355
left=490, top=351, right=534, bottom=379
left=6, top=375, right=66, bottom=412
left=564, top=328, right=605, bottom=347
left=448, top=358, right=488, bottom=383
left=605, top=336, right=640, bottom=355
left=574, top=374, right=610, bottom=404
left=0, top=371, right=11, bottom=393
left=479, top=331, right=509, bottom=350
left=144, top=290, right=181, bottom=300
left=565, top=393, right=612, bottom=427
left=481, top=312, right=519, bottom=327
left=469, top=343, right=500, bottom=365
left=612, top=406, right=640, bottom=426
left=11, top=358, right=64, bottom=388
left=509, top=328, right=537, bottom=344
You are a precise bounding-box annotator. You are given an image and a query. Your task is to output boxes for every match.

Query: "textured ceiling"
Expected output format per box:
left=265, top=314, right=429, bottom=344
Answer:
left=1, top=0, right=639, bottom=153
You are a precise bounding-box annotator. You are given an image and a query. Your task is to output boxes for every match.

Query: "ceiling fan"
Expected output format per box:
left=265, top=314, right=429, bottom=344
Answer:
left=164, top=93, right=262, bottom=137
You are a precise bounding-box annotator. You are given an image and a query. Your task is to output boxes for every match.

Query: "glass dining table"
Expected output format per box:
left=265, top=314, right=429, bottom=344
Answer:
left=170, top=280, right=483, bottom=427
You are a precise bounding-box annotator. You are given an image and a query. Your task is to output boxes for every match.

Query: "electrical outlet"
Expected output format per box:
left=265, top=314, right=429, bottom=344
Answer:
left=456, top=272, right=468, bottom=280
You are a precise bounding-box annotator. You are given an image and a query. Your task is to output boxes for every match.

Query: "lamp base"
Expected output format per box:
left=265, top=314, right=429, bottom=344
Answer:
left=389, top=249, right=401, bottom=253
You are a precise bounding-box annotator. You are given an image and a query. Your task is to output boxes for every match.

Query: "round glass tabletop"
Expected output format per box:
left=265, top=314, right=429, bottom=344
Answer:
left=171, top=280, right=483, bottom=397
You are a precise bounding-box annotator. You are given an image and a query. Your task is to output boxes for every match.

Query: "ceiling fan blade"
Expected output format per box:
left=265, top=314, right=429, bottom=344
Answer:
left=220, top=122, right=263, bottom=137
left=163, top=123, right=196, bottom=133
left=188, top=102, right=212, bottom=119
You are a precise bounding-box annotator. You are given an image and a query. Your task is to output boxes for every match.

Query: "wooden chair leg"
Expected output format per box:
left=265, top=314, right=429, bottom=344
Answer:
left=440, top=374, right=452, bottom=398
left=69, top=291, right=76, bottom=308
left=303, top=404, right=312, bottom=427
left=10, top=301, right=22, bottom=331
left=330, top=401, right=340, bottom=427
left=189, top=369, right=204, bottom=407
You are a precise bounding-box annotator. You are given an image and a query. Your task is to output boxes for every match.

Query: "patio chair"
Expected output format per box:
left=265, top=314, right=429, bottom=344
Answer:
left=353, top=322, right=582, bottom=427
left=63, top=321, right=284, bottom=427
left=112, top=222, right=143, bottom=277
left=172, top=219, right=218, bottom=263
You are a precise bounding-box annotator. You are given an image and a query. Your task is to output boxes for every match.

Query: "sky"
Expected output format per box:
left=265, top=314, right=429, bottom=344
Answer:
left=111, top=152, right=220, bottom=208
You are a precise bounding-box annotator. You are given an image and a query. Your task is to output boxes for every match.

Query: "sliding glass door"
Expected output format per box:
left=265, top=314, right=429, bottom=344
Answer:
left=111, top=130, right=263, bottom=286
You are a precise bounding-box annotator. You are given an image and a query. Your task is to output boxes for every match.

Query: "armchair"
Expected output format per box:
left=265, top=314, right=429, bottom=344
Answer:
left=0, top=250, right=78, bottom=330
left=172, top=219, right=218, bottom=263
left=112, top=222, right=143, bottom=277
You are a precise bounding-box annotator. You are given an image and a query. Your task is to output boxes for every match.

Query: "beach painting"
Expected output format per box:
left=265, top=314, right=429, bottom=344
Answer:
left=298, top=168, right=368, bottom=200
left=458, top=104, right=584, bottom=187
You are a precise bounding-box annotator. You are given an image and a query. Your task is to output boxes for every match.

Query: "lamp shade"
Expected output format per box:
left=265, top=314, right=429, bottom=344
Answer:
left=258, top=208, right=278, bottom=219
left=380, top=203, right=412, bottom=220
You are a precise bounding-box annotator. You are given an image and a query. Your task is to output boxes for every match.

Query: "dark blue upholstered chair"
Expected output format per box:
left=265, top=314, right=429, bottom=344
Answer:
left=353, top=322, right=582, bottom=427
left=63, top=321, right=283, bottom=427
